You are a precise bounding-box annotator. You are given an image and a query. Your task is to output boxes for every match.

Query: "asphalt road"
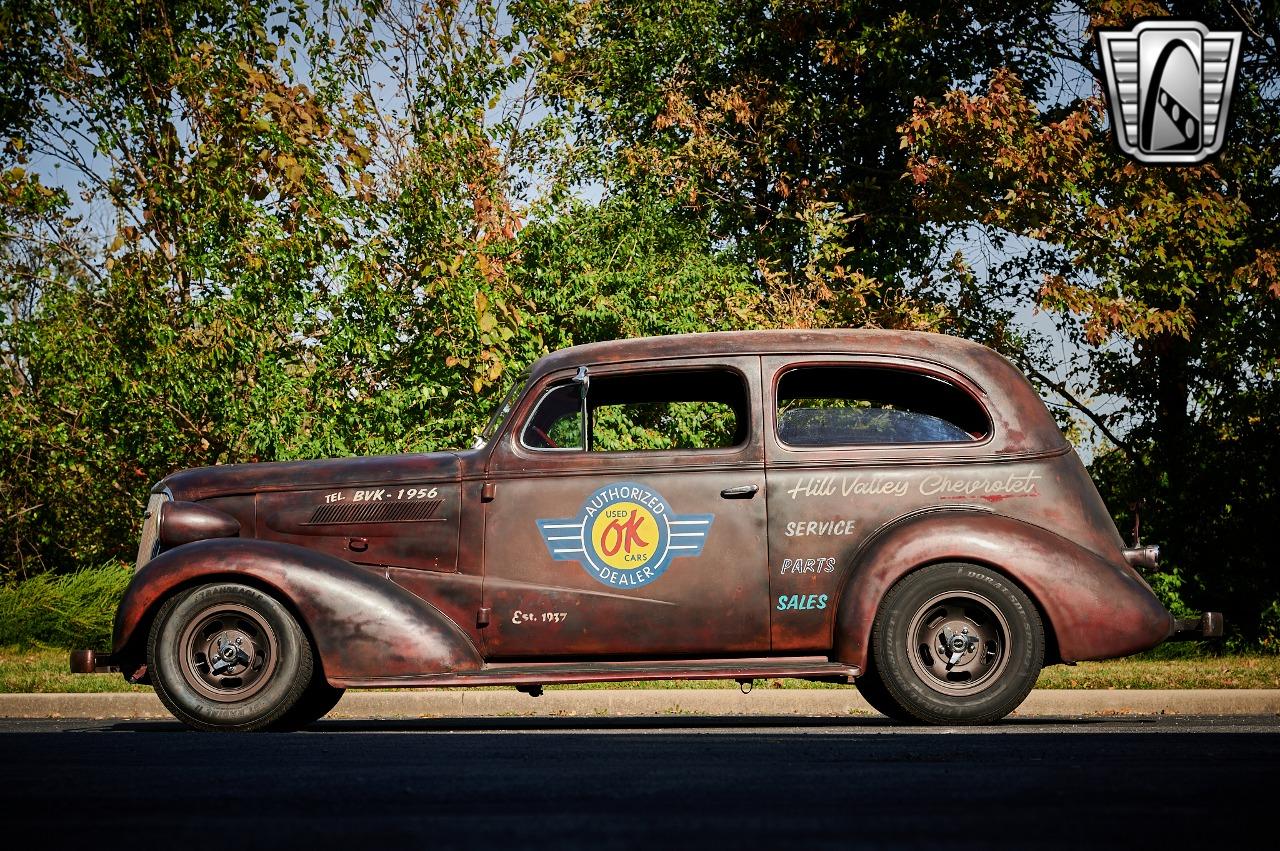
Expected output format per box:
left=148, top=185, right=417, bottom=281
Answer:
left=2, top=715, right=1276, bottom=849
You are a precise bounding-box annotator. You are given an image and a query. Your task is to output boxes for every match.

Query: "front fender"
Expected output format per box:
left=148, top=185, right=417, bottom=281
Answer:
left=113, top=539, right=482, bottom=682
left=833, top=511, right=1172, bottom=670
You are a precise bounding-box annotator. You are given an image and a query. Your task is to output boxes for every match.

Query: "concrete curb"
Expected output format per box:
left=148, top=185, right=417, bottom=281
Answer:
left=1, top=689, right=1277, bottom=720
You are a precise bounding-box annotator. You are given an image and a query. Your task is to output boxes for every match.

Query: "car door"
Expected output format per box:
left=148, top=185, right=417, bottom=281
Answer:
left=480, top=356, right=770, bottom=659
left=762, top=355, right=995, bottom=652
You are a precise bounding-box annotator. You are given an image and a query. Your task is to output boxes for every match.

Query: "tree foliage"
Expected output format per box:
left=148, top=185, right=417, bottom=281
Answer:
left=0, top=0, right=760, bottom=575
left=535, top=1, right=1057, bottom=271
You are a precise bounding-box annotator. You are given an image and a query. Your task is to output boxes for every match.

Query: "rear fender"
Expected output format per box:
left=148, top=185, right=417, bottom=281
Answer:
left=833, top=511, right=1172, bottom=669
left=113, top=538, right=482, bottom=683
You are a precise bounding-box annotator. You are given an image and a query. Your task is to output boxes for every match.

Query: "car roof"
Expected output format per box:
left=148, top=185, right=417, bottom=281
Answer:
left=534, top=329, right=991, bottom=380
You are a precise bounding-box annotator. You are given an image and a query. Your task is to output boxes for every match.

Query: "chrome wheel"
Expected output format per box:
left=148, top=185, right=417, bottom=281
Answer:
left=906, top=591, right=1010, bottom=695
left=179, top=603, right=279, bottom=702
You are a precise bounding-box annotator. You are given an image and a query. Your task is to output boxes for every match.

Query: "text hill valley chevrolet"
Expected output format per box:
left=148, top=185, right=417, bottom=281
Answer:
left=72, top=330, right=1221, bottom=730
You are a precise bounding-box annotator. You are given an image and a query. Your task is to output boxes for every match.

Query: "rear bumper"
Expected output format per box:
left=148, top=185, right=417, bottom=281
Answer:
left=1169, top=612, right=1224, bottom=641
left=69, top=649, right=119, bottom=674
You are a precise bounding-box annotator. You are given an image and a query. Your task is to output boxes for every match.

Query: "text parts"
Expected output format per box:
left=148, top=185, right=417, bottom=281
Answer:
left=779, top=557, right=836, bottom=575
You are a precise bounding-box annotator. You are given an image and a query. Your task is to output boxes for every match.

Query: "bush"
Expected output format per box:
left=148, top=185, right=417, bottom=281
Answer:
left=0, top=563, right=132, bottom=649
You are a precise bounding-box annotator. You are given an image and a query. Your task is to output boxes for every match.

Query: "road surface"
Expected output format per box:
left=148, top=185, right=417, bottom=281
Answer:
left=2, top=714, right=1274, bottom=848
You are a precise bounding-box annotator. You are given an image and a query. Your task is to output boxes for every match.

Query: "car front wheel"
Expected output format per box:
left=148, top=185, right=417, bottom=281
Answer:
left=147, top=582, right=314, bottom=732
left=870, top=563, right=1044, bottom=724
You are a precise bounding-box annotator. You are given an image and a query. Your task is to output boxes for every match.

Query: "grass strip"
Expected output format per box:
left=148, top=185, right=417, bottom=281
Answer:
left=0, top=646, right=151, bottom=693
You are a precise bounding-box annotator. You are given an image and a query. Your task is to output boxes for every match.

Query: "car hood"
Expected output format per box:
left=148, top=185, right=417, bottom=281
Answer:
left=158, top=452, right=463, bottom=502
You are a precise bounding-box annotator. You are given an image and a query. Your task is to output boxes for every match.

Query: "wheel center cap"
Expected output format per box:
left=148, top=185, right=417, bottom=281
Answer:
left=937, top=624, right=979, bottom=665
left=209, top=631, right=252, bottom=675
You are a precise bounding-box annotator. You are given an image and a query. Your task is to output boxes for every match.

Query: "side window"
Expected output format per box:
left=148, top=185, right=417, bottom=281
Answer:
left=776, top=366, right=989, bottom=446
left=522, top=384, right=584, bottom=450
left=521, top=368, right=749, bottom=452
left=590, top=369, right=747, bottom=452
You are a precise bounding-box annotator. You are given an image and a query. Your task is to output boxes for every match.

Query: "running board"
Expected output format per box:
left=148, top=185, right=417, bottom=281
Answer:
left=332, top=656, right=860, bottom=690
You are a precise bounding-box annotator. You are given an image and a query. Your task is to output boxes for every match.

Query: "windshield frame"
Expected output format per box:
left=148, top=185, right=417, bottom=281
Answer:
left=472, top=370, right=531, bottom=449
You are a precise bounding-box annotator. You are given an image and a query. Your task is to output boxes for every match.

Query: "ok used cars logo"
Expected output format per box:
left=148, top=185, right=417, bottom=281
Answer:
left=536, top=482, right=714, bottom=589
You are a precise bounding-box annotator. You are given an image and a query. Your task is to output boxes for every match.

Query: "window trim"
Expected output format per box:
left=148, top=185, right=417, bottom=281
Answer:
left=770, top=360, right=994, bottom=452
left=516, top=363, right=755, bottom=456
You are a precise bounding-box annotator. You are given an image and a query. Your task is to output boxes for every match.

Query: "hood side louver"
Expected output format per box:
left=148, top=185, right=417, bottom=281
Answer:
left=304, top=499, right=443, bottom=525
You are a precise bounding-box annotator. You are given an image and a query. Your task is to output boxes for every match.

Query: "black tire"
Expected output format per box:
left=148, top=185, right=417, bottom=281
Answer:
left=870, top=563, right=1044, bottom=725
left=271, top=677, right=345, bottom=730
left=147, top=583, right=314, bottom=732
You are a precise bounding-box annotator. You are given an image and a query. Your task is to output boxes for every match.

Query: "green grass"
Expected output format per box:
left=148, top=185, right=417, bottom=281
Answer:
left=1034, top=655, right=1280, bottom=689
left=0, top=564, right=133, bottom=649
left=0, top=645, right=151, bottom=693
left=3, top=645, right=1278, bottom=693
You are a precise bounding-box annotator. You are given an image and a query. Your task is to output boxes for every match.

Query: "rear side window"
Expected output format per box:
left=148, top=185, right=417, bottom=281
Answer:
left=776, top=366, right=989, bottom=446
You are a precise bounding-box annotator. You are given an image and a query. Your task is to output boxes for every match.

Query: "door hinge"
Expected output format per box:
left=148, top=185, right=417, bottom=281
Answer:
left=477, top=606, right=491, bottom=628
left=481, top=482, right=497, bottom=502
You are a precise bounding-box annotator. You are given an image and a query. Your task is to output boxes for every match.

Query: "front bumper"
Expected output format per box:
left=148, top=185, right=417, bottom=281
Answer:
left=1169, top=612, right=1224, bottom=641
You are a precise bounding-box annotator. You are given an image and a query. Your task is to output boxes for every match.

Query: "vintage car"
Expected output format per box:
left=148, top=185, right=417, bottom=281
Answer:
left=73, top=330, right=1221, bottom=730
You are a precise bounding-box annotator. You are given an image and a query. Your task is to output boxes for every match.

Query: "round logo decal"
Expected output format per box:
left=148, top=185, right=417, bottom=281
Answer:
left=536, top=482, right=714, bottom=589
left=590, top=501, right=661, bottom=570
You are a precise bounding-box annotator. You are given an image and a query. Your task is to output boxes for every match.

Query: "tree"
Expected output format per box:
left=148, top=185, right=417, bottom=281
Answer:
left=532, top=0, right=1058, bottom=314
left=0, top=0, right=379, bottom=573
left=0, top=0, right=767, bottom=575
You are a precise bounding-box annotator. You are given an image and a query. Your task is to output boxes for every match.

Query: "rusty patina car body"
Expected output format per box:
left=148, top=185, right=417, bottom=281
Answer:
left=73, top=330, right=1221, bottom=729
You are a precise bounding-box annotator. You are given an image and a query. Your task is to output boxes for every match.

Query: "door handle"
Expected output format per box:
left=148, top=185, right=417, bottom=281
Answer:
left=720, top=484, right=759, bottom=499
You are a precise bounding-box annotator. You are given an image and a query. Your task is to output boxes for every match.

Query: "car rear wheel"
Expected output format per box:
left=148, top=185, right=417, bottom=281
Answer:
left=148, top=583, right=314, bottom=732
left=870, top=563, right=1044, bottom=724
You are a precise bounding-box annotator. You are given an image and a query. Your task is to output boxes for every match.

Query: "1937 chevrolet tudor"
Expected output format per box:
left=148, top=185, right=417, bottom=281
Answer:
left=73, top=330, right=1222, bottom=730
